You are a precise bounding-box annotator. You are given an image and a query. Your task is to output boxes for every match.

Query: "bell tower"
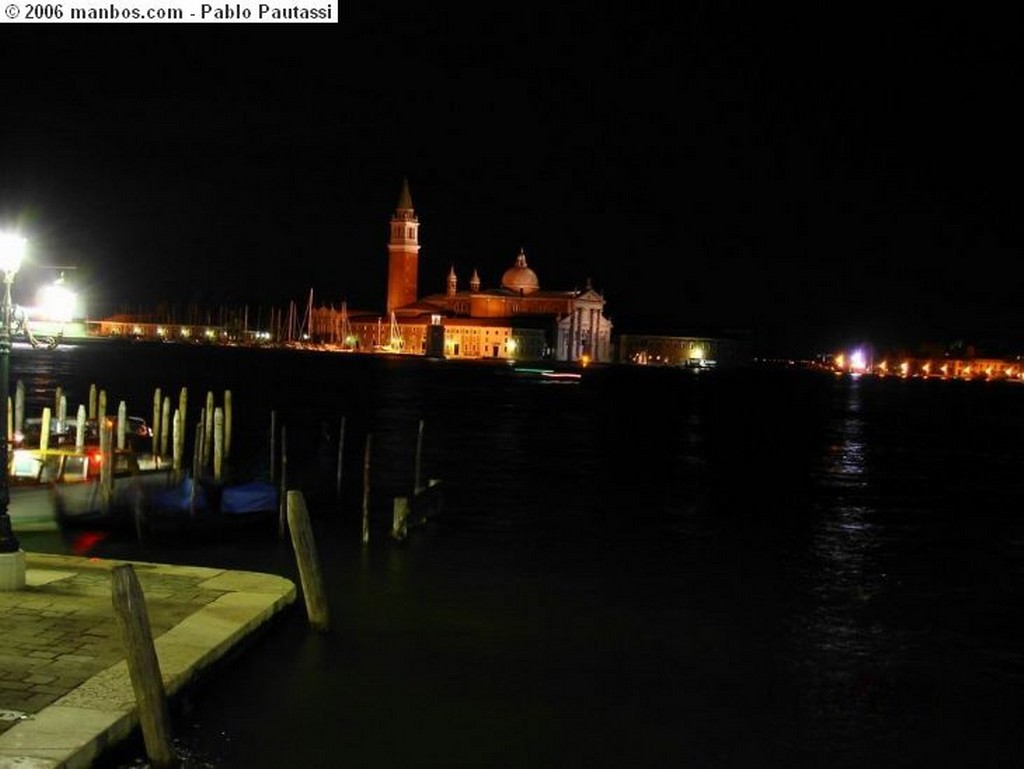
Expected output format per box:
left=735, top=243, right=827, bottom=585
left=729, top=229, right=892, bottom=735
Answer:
left=387, top=178, right=420, bottom=314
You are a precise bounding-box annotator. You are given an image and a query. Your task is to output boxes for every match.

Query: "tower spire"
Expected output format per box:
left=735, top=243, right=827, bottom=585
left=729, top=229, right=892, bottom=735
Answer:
left=386, top=177, right=420, bottom=314
left=397, top=177, right=413, bottom=210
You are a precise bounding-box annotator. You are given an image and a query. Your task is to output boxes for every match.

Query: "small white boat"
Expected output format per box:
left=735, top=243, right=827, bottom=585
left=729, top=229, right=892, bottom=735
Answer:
left=7, top=445, right=173, bottom=531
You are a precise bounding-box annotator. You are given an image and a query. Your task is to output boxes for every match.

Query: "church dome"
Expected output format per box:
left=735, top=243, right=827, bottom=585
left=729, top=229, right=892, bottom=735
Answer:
left=501, top=248, right=540, bottom=294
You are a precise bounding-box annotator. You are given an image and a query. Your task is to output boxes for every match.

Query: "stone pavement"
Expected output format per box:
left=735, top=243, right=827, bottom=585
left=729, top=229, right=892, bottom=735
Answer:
left=0, top=552, right=296, bottom=768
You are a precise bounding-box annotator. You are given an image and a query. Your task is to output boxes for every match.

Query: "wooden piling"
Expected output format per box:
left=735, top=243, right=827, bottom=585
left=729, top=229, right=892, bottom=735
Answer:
left=152, top=387, right=162, bottom=458
left=177, top=388, right=188, bottom=455
left=172, top=410, right=183, bottom=483
left=40, top=407, right=51, bottom=451
left=100, top=419, right=113, bottom=512
left=224, top=390, right=232, bottom=460
left=160, top=397, right=171, bottom=458
left=88, top=383, right=97, bottom=421
left=98, top=389, right=107, bottom=421
left=14, top=380, right=24, bottom=439
left=202, top=391, right=214, bottom=469
left=75, top=405, right=86, bottom=451
left=278, top=425, right=288, bottom=538
left=111, top=564, right=178, bottom=769
left=213, top=407, right=224, bottom=483
left=117, top=401, right=128, bottom=451
left=54, top=385, right=63, bottom=420
left=362, top=434, right=372, bottom=544
left=286, top=490, right=330, bottom=632
left=57, top=392, right=67, bottom=429
left=391, top=496, right=409, bottom=542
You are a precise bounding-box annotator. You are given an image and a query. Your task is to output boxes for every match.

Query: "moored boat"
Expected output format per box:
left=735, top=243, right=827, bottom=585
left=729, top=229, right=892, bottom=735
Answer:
left=135, top=475, right=279, bottom=538
left=7, top=444, right=172, bottom=532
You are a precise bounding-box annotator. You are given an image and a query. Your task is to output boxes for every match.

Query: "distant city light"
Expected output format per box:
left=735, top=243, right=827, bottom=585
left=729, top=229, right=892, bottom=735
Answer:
left=849, top=349, right=867, bottom=372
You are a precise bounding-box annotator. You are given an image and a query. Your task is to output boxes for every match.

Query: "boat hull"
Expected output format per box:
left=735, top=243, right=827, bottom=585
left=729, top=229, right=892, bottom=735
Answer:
left=8, top=485, right=60, bottom=532
left=53, top=469, right=176, bottom=528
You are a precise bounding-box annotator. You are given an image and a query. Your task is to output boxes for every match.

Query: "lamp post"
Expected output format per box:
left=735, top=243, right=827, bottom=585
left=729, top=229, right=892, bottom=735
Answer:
left=0, top=232, right=26, bottom=589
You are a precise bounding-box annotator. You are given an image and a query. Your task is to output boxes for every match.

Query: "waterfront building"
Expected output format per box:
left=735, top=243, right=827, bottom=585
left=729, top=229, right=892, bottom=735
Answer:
left=313, top=180, right=613, bottom=362
left=615, top=328, right=753, bottom=368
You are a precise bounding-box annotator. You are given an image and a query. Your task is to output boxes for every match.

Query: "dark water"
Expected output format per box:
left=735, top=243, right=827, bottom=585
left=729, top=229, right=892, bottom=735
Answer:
left=12, top=342, right=1024, bottom=768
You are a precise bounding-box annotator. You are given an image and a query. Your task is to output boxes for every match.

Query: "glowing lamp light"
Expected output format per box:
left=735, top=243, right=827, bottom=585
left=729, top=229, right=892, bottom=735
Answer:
left=35, top=280, right=77, bottom=322
left=900, top=361, right=910, bottom=377
left=834, top=353, right=845, bottom=370
left=0, top=233, right=27, bottom=275
left=878, top=360, right=888, bottom=374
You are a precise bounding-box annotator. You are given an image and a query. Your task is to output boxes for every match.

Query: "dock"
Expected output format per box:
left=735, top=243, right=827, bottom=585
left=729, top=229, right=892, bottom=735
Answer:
left=0, top=552, right=296, bottom=768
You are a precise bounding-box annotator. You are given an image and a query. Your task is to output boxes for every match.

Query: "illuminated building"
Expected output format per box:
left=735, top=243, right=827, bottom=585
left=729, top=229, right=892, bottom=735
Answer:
left=326, top=180, right=614, bottom=362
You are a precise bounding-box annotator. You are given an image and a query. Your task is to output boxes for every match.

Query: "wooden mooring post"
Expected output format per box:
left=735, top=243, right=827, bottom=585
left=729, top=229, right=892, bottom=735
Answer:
left=278, top=424, right=288, bottom=538
left=75, top=404, right=86, bottom=451
left=223, top=389, right=233, bottom=460
left=362, top=433, right=372, bottom=544
left=111, top=564, right=178, bottom=769
left=286, top=490, right=329, bottom=632
left=152, top=387, right=162, bottom=458
left=202, top=391, right=214, bottom=469
left=172, top=409, right=184, bottom=483
left=213, top=407, right=224, bottom=483
left=414, top=418, right=424, bottom=495
left=14, top=380, right=24, bottom=438
left=117, top=400, right=128, bottom=451
left=392, top=479, right=444, bottom=543
left=160, top=396, right=171, bottom=458
left=100, top=419, right=114, bottom=512
left=39, top=407, right=51, bottom=451
left=391, top=496, right=409, bottom=542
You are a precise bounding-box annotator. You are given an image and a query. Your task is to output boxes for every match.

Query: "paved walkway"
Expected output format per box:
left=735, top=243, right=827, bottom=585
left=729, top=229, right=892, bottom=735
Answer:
left=0, top=552, right=296, bottom=768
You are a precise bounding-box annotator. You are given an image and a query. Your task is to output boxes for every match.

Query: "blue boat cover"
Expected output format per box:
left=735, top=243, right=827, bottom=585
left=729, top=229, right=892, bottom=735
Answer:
left=221, top=481, right=278, bottom=515
left=152, top=476, right=208, bottom=513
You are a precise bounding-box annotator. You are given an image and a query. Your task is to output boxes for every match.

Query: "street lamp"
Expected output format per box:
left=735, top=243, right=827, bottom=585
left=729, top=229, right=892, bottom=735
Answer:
left=0, top=232, right=27, bottom=589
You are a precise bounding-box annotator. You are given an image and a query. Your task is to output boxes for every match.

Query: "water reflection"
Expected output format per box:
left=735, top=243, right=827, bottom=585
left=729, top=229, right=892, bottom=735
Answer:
left=790, top=376, right=901, bottom=761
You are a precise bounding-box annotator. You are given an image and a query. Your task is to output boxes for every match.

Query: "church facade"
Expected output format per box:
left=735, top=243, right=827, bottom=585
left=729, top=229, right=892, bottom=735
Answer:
left=314, top=180, right=613, bottom=363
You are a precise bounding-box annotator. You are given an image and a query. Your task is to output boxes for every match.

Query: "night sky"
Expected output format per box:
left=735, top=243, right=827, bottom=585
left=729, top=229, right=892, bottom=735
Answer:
left=1, top=6, right=1021, bottom=357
